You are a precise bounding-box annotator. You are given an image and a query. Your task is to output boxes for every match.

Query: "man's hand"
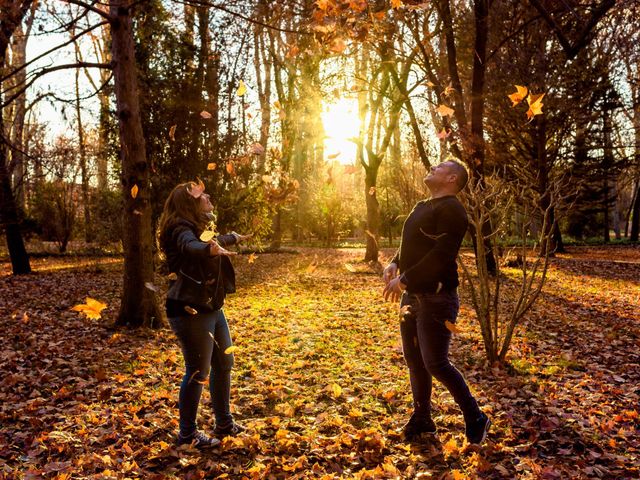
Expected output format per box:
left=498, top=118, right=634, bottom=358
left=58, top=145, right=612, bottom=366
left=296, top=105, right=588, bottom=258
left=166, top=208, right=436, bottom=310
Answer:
left=382, top=262, right=398, bottom=285
left=209, top=241, right=237, bottom=256
left=231, top=231, right=253, bottom=243
left=383, top=276, right=406, bottom=303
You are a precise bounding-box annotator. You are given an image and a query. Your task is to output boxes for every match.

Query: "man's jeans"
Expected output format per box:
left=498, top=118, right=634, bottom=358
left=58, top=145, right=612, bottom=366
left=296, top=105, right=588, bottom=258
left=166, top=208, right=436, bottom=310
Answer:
left=400, top=291, right=481, bottom=423
left=169, top=309, right=234, bottom=437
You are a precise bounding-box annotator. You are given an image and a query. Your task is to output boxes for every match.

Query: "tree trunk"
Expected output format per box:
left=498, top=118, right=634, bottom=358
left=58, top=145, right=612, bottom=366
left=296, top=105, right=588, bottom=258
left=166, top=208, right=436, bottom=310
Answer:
left=364, top=166, right=380, bottom=262
left=9, top=22, right=29, bottom=209
left=631, top=181, right=640, bottom=242
left=75, top=55, right=93, bottom=243
left=109, top=1, right=163, bottom=328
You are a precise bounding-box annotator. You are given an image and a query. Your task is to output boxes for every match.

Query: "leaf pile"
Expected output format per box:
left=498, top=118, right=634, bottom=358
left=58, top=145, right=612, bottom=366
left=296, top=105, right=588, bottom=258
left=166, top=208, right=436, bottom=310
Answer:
left=1, top=246, right=638, bottom=479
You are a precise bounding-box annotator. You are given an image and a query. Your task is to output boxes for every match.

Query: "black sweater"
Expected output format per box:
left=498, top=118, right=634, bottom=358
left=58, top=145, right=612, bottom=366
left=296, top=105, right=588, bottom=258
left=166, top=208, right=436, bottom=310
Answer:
left=391, top=195, right=468, bottom=293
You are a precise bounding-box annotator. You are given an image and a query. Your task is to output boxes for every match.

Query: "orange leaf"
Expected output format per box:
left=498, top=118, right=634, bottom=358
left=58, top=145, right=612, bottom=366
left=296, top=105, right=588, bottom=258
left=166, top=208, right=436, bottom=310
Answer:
left=226, top=161, right=236, bottom=175
left=207, top=162, right=217, bottom=170
left=437, top=128, right=451, bottom=139
left=330, top=38, right=346, bottom=54
left=436, top=104, right=455, bottom=117
left=445, top=320, right=460, bottom=333
left=184, top=306, right=198, bottom=315
left=344, top=165, right=358, bottom=174
left=508, top=84, right=528, bottom=107
left=391, top=0, right=403, bottom=9
left=168, top=124, right=177, bottom=141
left=167, top=272, right=178, bottom=280
left=248, top=253, right=257, bottom=264
left=187, top=177, right=205, bottom=198
left=72, top=297, right=107, bottom=320
left=526, top=93, right=545, bottom=120
left=130, top=184, right=139, bottom=198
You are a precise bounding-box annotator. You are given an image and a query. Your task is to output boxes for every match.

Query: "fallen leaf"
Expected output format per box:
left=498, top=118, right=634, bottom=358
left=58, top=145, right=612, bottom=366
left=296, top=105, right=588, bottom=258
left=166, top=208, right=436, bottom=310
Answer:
left=344, top=263, right=357, bottom=273
left=72, top=297, right=107, bottom=320
left=248, top=253, right=257, bottom=264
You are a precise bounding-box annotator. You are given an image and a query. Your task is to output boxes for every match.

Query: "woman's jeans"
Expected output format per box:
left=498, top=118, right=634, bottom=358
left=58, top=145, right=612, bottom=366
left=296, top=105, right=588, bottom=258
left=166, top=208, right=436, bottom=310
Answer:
left=400, top=291, right=481, bottom=423
left=169, top=309, right=234, bottom=437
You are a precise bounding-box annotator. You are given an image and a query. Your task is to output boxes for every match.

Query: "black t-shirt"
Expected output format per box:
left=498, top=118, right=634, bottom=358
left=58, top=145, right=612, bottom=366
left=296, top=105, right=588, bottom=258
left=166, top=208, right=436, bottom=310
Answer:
left=391, top=195, right=468, bottom=293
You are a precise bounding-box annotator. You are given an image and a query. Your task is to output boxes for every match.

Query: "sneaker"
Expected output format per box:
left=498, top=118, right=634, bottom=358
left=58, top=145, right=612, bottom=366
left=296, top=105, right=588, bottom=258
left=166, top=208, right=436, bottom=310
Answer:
left=177, top=430, right=221, bottom=448
left=402, top=415, right=437, bottom=441
left=465, top=413, right=491, bottom=445
left=213, top=421, right=246, bottom=437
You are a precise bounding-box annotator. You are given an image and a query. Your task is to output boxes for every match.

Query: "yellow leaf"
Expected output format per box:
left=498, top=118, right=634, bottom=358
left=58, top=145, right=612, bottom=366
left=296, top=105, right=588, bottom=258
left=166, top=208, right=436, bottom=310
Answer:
left=200, top=110, right=212, bottom=119
left=526, top=93, right=545, bottom=120
left=200, top=230, right=216, bottom=242
left=445, top=320, right=460, bottom=333
left=224, top=345, right=238, bottom=355
left=248, top=253, right=257, bottom=264
left=508, top=84, right=528, bottom=107
left=184, top=306, right=198, bottom=315
left=327, top=152, right=341, bottom=159
left=273, top=100, right=282, bottom=110
left=169, top=124, right=177, bottom=141
left=72, top=297, right=107, bottom=320
left=236, top=80, right=247, bottom=96
left=330, top=383, right=342, bottom=398
left=436, top=104, right=455, bottom=117
left=391, top=0, right=403, bottom=9
left=443, top=437, right=459, bottom=456
left=262, top=175, right=272, bottom=183
left=130, top=184, right=139, bottom=199
left=344, top=263, right=357, bottom=273
left=207, top=162, right=217, bottom=170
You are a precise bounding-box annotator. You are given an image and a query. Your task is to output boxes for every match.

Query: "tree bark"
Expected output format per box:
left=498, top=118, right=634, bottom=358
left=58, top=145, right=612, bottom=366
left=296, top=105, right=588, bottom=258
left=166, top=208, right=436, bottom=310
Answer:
left=109, top=1, right=163, bottom=328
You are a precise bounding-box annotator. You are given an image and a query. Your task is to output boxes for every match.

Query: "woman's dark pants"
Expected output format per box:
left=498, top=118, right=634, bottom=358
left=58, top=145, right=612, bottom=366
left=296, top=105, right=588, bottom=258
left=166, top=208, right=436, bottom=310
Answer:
left=169, top=309, right=234, bottom=437
left=400, top=291, right=481, bottom=423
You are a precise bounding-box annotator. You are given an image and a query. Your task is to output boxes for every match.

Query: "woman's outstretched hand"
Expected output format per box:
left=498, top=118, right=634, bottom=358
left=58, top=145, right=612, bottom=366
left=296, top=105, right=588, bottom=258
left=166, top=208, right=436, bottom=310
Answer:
left=209, top=241, right=237, bottom=256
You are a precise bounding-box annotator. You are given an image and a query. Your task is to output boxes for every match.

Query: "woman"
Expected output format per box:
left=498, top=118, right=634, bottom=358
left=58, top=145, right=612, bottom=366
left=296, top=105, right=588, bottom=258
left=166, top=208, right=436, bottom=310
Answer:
left=158, top=180, right=250, bottom=448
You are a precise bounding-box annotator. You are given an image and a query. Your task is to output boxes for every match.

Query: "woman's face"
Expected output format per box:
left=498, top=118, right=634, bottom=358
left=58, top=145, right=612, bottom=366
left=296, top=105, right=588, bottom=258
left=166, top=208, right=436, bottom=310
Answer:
left=198, top=192, right=213, bottom=213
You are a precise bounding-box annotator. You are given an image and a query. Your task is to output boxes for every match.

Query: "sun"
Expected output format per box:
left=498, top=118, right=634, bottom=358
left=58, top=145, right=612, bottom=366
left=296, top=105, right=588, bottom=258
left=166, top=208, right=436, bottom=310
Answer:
left=321, top=98, right=360, bottom=165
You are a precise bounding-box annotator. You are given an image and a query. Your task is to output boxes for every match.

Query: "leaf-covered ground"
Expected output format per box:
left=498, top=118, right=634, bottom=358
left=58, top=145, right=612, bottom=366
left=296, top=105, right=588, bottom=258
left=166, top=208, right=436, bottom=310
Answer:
left=1, top=246, right=638, bottom=479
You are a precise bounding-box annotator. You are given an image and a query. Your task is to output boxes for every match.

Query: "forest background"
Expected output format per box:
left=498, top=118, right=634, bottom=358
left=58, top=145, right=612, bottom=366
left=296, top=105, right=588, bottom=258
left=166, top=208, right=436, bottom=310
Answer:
left=1, top=0, right=639, bottom=478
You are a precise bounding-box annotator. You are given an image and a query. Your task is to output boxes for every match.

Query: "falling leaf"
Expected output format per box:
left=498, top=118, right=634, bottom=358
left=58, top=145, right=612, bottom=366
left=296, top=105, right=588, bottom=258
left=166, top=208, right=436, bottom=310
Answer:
left=200, top=230, right=216, bottom=242
left=508, top=84, right=528, bottom=107
left=236, top=80, right=247, bottom=96
left=344, top=165, right=358, bottom=174
left=248, top=253, right=257, bottom=264
left=286, top=44, right=300, bottom=58
left=330, top=383, right=342, bottom=398
left=130, top=184, right=139, bottom=199
left=169, top=124, right=177, bottom=141
left=167, top=272, right=178, bottom=280
left=344, top=263, right=357, bottom=273
left=226, top=161, right=236, bottom=175
left=249, top=143, right=265, bottom=155
left=330, top=38, right=346, bottom=54
left=391, top=0, right=403, bottom=9
left=443, top=83, right=455, bottom=97
left=436, top=104, right=455, bottom=117
left=184, top=306, right=198, bottom=315
left=200, top=110, right=212, bottom=119
left=445, top=320, right=461, bottom=334
left=273, top=100, right=282, bottom=110
left=437, top=128, right=451, bottom=139
left=327, top=152, right=341, bottom=159
left=187, top=178, right=205, bottom=198
left=451, top=470, right=466, bottom=480
left=207, top=163, right=217, bottom=170
left=224, top=346, right=238, bottom=355
left=369, top=186, right=376, bottom=195
left=72, top=297, right=107, bottom=320
left=144, top=282, right=159, bottom=293
left=526, top=93, right=545, bottom=120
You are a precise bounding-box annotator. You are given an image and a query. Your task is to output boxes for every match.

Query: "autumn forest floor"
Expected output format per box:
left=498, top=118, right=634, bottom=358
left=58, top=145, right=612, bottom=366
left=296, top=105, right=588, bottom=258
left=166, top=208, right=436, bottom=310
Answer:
left=1, top=246, right=639, bottom=479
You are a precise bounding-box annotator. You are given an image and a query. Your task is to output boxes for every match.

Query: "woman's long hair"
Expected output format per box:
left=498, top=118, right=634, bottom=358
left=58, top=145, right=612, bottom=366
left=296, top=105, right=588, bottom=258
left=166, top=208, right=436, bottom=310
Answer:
left=157, top=182, right=210, bottom=255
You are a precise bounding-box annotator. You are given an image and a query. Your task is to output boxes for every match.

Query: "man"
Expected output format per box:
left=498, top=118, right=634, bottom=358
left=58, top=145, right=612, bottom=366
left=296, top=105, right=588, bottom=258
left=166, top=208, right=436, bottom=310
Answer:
left=382, top=159, right=490, bottom=445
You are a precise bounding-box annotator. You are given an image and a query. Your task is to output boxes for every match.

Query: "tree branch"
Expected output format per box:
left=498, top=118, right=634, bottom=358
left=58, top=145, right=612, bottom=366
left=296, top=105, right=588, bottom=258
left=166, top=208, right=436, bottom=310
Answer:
left=60, top=0, right=113, bottom=21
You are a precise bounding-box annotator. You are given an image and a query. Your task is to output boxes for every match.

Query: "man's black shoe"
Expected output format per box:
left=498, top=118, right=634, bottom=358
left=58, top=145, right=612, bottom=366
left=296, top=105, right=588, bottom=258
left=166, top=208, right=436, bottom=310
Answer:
left=214, top=421, right=246, bottom=437
left=402, top=416, right=437, bottom=440
left=465, top=413, right=491, bottom=445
